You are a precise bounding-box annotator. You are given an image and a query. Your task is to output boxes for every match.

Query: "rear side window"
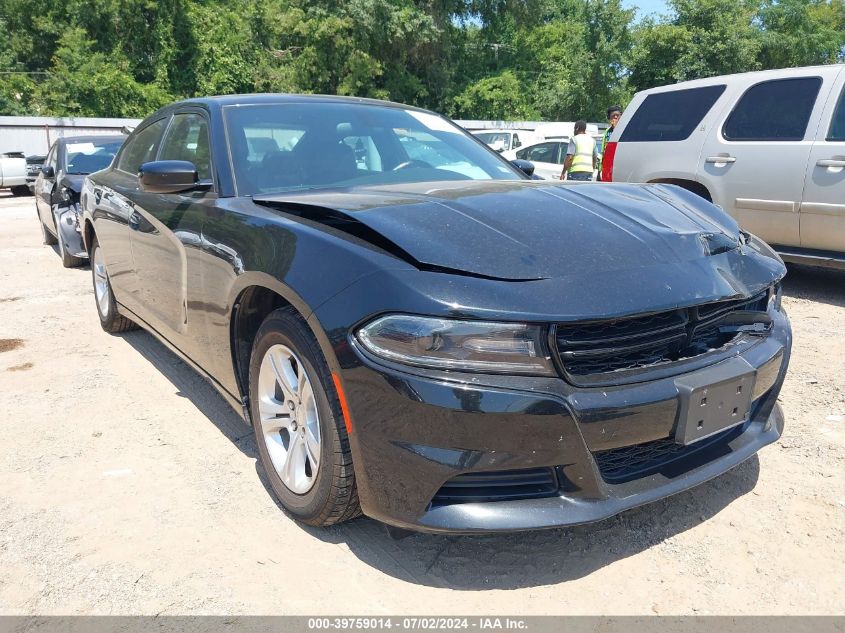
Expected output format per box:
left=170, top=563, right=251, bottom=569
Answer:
left=723, top=77, right=822, bottom=141
left=619, top=85, right=726, bottom=142
left=117, top=118, right=168, bottom=174
left=827, top=86, right=845, bottom=142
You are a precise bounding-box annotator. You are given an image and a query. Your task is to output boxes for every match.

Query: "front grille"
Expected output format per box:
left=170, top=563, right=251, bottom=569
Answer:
left=594, top=423, right=746, bottom=484
left=555, top=291, right=769, bottom=382
left=431, top=467, right=559, bottom=505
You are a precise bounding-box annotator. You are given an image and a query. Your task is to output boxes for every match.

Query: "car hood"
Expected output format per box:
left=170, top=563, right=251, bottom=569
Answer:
left=255, top=180, right=771, bottom=280
left=59, top=174, right=85, bottom=194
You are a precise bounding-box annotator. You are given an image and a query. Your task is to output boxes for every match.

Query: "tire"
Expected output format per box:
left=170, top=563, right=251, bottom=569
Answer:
left=90, top=236, right=137, bottom=333
left=54, top=210, right=86, bottom=268
left=40, top=218, right=58, bottom=246
left=248, top=306, right=360, bottom=526
left=11, top=185, right=31, bottom=197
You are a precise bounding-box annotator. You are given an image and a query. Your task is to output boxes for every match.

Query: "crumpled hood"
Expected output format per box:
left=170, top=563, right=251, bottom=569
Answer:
left=255, top=180, right=757, bottom=281
left=59, top=174, right=85, bottom=194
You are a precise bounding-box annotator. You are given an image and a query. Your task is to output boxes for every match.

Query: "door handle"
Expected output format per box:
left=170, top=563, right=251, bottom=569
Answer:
left=816, top=158, right=845, bottom=168
left=705, top=156, right=736, bottom=164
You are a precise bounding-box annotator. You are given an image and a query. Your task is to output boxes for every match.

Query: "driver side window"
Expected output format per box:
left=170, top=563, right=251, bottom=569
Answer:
left=158, top=113, right=212, bottom=181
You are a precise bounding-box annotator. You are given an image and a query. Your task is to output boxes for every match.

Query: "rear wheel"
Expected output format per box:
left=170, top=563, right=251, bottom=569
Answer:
left=90, top=237, right=136, bottom=333
left=248, top=306, right=360, bottom=526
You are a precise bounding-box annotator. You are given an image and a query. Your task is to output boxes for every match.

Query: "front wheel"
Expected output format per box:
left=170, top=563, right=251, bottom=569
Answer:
left=11, top=185, right=31, bottom=197
left=90, top=236, right=136, bottom=333
left=249, top=306, right=360, bottom=526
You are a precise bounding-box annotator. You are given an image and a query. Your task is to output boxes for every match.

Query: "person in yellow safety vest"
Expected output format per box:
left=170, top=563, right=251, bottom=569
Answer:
left=597, top=105, right=623, bottom=181
left=560, top=120, right=598, bottom=181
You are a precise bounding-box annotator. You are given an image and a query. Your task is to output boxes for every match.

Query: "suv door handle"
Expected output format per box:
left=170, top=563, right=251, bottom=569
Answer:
left=816, top=159, right=845, bottom=168
left=705, top=156, right=736, bottom=164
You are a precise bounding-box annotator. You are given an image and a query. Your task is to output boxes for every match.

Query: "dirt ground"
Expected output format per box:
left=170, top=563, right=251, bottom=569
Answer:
left=0, top=191, right=843, bottom=616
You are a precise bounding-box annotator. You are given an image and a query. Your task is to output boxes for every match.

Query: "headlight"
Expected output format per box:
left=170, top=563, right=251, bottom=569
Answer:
left=768, top=284, right=782, bottom=312
left=59, top=186, right=72, bottom=203
left=355, top=315, right=556, bottom=375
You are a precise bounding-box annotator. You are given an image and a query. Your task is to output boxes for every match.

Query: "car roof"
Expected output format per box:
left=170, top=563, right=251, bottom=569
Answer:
left=57, top=135, right=127, bottom=145
left=164, top=93, right=434, bottom=114
left=636, top=63, right=845, bottom=96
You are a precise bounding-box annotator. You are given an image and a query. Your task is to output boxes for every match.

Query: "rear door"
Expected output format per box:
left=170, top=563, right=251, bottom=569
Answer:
left=95, top=117, right=170, bottom=310
left=697, top=70, right=837, bottom=247
left=800, top=68, right=845, bottom=253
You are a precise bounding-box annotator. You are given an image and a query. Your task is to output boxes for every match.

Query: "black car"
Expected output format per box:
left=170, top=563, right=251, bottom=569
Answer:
left=80, top=94, right=791, bottom=534
left=36, top=135, right=126, bottom=267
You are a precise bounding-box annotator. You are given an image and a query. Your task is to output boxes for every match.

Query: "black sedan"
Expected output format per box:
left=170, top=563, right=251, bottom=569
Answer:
left=80, top=95, right=791, bottom=534
left=36, top=135, right=126, bottom=267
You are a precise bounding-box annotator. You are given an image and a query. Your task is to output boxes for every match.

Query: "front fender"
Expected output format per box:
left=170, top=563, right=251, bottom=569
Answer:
left=54, top=204, right=87, bottom=258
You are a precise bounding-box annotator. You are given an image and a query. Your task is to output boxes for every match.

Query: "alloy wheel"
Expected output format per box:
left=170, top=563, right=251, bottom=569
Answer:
left=257, top=344, right=321, bottom=494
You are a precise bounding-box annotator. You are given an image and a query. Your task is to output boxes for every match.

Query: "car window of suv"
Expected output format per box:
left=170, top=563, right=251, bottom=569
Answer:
left=117, top=118, right=169, bottom=175
left=619, top=85, right=726, bottom=142
left=158, top=113, right=212, bottom=181
left=723, top=77, right=822, bottom=141
left=827, top=86, right=845, bottom=142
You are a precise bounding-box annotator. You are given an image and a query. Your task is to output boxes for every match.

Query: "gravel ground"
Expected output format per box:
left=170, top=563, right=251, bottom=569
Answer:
left=0, top=192, right=843, bottom=615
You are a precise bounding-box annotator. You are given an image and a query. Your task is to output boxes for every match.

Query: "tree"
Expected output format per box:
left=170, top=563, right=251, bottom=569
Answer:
left=757, top=0, right=845, bottom=69
left=628, top=0, right=761, bottom=91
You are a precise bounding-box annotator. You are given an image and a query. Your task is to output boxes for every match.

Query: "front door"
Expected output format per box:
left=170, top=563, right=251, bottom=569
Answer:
left=128, top=111, right=216, bottom=358
left=696, top=72, right=834, bottom=247
left=800, top=69, right=845, bottom=253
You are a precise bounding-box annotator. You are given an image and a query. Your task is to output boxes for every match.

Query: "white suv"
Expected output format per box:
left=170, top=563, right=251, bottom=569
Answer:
left=603, top=64, right=845, bottom=268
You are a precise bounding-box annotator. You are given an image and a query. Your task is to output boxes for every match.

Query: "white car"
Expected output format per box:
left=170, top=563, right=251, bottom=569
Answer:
left=471, top=129, right=536, bottom=153
left=0, top=151, right=29, bottom=196
left=604, top=64, right=845, bottom=269
left=502, top=140, right=569, bottom=180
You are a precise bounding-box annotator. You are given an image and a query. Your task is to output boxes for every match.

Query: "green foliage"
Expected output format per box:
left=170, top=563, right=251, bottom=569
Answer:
left=0, top=0, right=842, bottom=120
left=628, top=0, right=762, bottom=91
left=453, top=70, right=538, bottom=118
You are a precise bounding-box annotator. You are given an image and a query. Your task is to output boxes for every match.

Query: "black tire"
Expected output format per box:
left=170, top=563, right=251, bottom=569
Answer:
left=248, top=306, right=360, bottom=526
left=11, top=185, right=31, bottom=197
left=90, top=236, right=137, bottom=333
left=40, top=219, right=58, bottom=246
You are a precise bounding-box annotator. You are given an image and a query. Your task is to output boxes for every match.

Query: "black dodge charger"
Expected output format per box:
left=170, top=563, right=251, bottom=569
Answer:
left=80, top=94, right=791, bottom=534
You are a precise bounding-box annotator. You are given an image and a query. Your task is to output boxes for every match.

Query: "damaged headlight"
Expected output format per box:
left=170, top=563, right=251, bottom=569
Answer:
left=768, top=284, right=782, bottom=312
left=356, top=315, right=556, bottom=375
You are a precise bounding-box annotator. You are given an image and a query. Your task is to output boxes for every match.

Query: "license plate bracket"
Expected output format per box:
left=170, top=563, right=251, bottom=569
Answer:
left=674, top=357, right=757, bottom=446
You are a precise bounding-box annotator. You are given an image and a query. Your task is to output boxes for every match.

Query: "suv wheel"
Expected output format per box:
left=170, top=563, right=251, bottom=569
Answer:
left=90, top=237, right=136, bottom=333
left=249, top=306, right=360, bottom=526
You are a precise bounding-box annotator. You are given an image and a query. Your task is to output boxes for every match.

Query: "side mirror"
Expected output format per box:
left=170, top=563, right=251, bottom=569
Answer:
left=511, top=159, right=535, bottom=177
left=139, top=160, right=205, bottom=194
left=41, top=165, right=55, bottom=179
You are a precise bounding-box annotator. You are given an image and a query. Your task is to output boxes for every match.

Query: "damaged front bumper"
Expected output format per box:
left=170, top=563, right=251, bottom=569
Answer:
left=339, top=305, right=791, bottom=534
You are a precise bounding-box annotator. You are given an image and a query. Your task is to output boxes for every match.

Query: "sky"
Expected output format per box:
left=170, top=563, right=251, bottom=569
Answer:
left=622, top=0, right=671, bottom=20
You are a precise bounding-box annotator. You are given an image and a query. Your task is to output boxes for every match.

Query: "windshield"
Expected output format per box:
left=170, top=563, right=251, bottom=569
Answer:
left=64, top=140, right=124, bottom=174
left=224, top=103, right=523, bottom=196
left=474, top=132, right=510, bottom=145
